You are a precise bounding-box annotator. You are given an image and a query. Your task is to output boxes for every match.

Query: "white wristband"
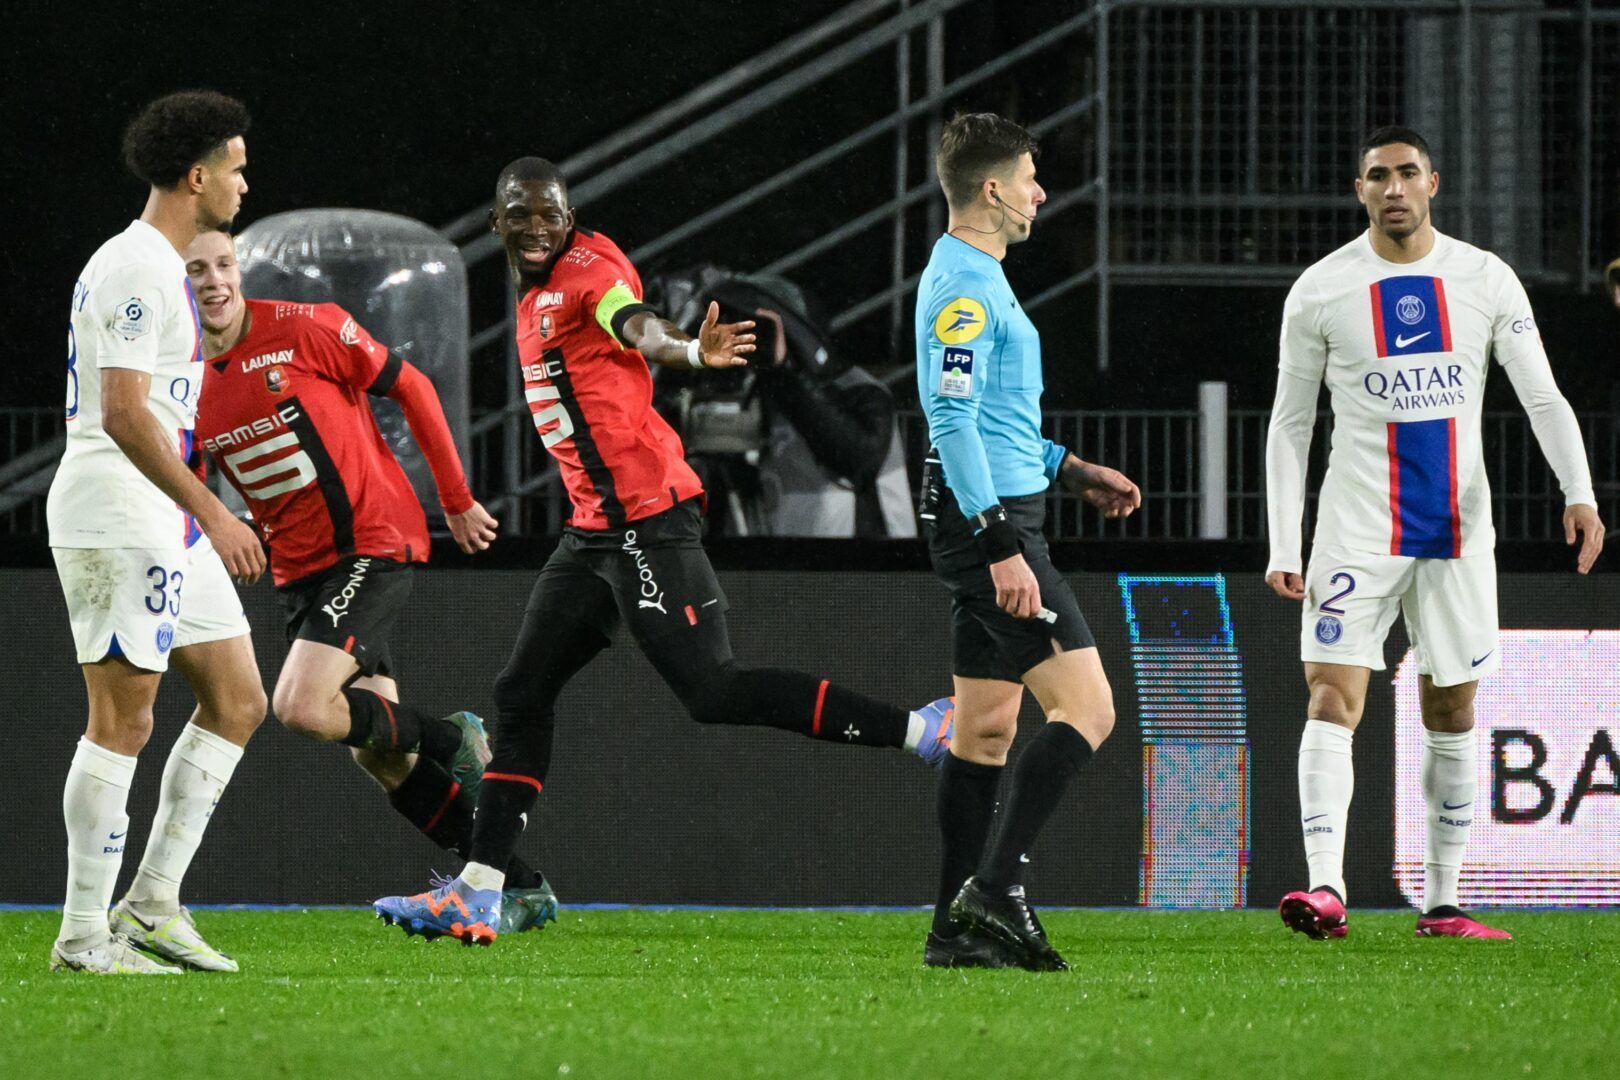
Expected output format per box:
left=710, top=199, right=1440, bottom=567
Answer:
left=686, top=338, right=703, bottom=369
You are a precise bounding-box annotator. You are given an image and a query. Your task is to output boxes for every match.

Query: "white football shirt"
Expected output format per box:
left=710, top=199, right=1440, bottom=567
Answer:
left=48, top=220, right=205, bottom=549
left=1267, top=229, right=1594, bottom=573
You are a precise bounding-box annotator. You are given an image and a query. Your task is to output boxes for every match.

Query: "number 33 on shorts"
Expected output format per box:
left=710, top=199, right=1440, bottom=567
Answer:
left=52, top=548, right=186, bottom=672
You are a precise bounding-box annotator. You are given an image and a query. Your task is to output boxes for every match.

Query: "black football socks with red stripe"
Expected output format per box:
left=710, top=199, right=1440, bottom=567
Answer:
left=640, top=615, right=910, bottom=747
left=388, top=756, right=472, bottom=851
left=739, top=669, right=911, bottom=747
left=468, top=776, right=542, bottom=874
left=386, top=756, right=544, bottom=888
left=978, top=722, right=1095, bottom=888
left=934, top=753, right=1003, bottom=936
left=339, top=687, right=461, bottom=761
left=468, top=699, right=559, bottom=875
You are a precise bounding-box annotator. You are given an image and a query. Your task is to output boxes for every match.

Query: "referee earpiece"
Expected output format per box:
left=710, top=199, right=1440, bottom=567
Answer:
left=990, top=187, right=1031, bottom=223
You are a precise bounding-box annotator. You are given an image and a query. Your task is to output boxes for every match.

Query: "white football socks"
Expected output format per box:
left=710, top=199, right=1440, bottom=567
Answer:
left=1421, top=727, right=1476, bottom=913
left=59, top=737, right=138, bottom=948
left=125, top=723, right=245, bottom=915
left=460, top=861, right=506, bottom=894
left=1298, top=719, right=1355, bottom=903
left=903, top=712, right=926, bottom=753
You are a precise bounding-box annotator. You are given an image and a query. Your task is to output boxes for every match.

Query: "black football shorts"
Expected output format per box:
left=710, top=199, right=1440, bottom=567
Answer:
left=525, top=498, right=731, bottom=644
left=279, top=554, right=414, bottom=677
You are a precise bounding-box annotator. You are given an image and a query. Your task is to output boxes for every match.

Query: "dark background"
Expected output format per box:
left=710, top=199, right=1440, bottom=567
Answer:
left=7, top=0, right=1619, bottom=421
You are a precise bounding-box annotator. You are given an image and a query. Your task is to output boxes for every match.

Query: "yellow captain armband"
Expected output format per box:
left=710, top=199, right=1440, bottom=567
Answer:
left=594, top=280, right=653, bottom=347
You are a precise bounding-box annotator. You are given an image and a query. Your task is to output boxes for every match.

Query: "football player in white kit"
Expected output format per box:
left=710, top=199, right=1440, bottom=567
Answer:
left=46, top=91, right=268, bottom=974
left=1265, top=127, right=1604, bottom=941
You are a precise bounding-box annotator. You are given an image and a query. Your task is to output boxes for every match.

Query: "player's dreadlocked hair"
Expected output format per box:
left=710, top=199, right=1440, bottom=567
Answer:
left=935, top=113, right=1038, bottom=212
left=1358, top=126, right=1434, bottom=173
left=496, top=157, right=568, bottom=199
left=122, top=90, right=251, bottom=189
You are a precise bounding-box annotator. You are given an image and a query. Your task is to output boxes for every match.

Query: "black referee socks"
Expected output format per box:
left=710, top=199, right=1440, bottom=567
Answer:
left=978, top=722, right=1095, bottom=889
left=934, top=753, right=1004, bottom=936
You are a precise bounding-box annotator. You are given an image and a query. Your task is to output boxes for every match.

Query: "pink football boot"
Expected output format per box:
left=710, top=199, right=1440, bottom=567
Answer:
left=1279, top=888, right=1348, bottom=939
left=1415, top=909, right=1512, bottom=940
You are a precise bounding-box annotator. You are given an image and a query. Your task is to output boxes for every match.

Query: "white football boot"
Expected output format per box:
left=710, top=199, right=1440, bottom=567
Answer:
left=110, top=899, right=239, bottom=972
left=50, top=933, right=183, bottom=975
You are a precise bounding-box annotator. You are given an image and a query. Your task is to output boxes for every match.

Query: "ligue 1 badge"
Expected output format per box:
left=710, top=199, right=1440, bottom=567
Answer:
left=1315, top=615, right=1343, bottom=645
left=265, top=366, right=287, bottom=394
left=113, top=296, right=150, bottom=341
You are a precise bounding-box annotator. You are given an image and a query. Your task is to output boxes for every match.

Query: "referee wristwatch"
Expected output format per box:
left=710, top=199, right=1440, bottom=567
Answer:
left=972, top=505, right=1022, bottom=563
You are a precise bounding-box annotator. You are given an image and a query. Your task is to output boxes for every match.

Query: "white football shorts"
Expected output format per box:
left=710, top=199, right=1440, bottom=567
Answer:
left=53, top=536, right=250, bottom=673
left=1299, top=544, right=1499, bottom=687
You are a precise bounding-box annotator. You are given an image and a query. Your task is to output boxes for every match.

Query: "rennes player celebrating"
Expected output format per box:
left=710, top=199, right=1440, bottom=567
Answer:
left=373, top=157, right=953, bottom=945
left=186, top=227, right=557, bottom=933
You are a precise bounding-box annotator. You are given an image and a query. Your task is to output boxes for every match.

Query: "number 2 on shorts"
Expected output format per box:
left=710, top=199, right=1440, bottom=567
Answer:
left=1319, top=572, right=1355, bottom=616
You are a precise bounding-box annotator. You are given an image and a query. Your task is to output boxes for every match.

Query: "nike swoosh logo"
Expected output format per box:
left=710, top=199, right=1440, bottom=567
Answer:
left=1443, top=801, right=1472, bottom=811
left=1302, top=814, right=1327, bottom=822
left=118, top=907, right=157, bottom=930
left=1471, top=650, right=1495, bottom=667
left=1394, top=331, right=1431, bottom=349
left=108, top=831, right=127, bottom=839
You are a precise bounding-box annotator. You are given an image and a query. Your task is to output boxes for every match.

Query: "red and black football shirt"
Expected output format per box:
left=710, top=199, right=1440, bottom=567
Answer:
left=197, top=300, right=431, bottom=585
left=515, top=229, right=703, bottom=530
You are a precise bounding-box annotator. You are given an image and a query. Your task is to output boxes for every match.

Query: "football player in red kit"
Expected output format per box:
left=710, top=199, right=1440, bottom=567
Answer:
left=185, top=228, right=555, bottom=931
left=374, top=157, right=953, bottom=944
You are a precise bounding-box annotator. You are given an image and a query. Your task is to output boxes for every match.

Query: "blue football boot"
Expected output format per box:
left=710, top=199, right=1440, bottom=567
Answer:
left=912, top=696, right=955, bottom=768
left=374, top=873, right=502, bottom=946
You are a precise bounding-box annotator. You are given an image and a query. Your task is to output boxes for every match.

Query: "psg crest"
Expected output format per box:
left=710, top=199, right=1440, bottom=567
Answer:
left=1314, top=615, right=1343, bottom=645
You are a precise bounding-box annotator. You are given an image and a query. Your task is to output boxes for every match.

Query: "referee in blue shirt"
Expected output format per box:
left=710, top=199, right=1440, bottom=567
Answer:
left=917, top=114, right=1139, bottom=971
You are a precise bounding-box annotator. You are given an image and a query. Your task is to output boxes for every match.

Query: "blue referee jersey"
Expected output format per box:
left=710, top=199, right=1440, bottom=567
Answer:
left=915, top=234, right=1065, bottom=521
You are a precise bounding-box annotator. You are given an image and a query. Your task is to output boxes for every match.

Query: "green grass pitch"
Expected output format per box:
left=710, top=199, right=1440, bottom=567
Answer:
left=1, top=908, right=1615, bottom=1079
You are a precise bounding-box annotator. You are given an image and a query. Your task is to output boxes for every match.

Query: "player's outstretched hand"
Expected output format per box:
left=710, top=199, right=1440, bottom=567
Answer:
left=448, top=501, right=499, bottom=554
left=696, top=301, right=756, bottom=368
left=206, top=513, right=266, bottom=585
left=1061, top=460, right=1141, bottom=519
left=1564, top=504, right=1605, bottom=574
left=990, top=552, right=1042, bottom=619
left=1266, top=570, right=1305, bottom=600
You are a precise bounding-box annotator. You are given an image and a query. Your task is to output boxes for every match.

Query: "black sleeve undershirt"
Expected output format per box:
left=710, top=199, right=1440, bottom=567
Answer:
left=610, top=302, right=659, bottom=347
left=366, top=353, right=403, bottom=397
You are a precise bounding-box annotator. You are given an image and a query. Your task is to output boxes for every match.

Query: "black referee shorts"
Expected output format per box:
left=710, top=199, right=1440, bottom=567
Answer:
left=278, top=555, right=414, bottom=677
left=925, top=488, right=1095, bottom=682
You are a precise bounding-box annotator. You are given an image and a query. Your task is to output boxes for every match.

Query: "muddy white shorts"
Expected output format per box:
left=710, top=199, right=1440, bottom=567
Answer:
left=53, top=536, right=250, bottom=672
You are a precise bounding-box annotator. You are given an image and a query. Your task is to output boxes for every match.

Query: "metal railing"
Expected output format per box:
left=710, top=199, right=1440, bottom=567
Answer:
left=9, top=2, right=1616, bottom=523
left=0, top=408, right=64, bottom=532
left=5, top=400, right=1613, bottom=543
left=1056, top=0, right=1620, bottom=368
left=453, top=0, right=978, bottom=512
left=441, top=0, right=1618, bottom=515
left=460, top=401, right=1618, bottom=543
